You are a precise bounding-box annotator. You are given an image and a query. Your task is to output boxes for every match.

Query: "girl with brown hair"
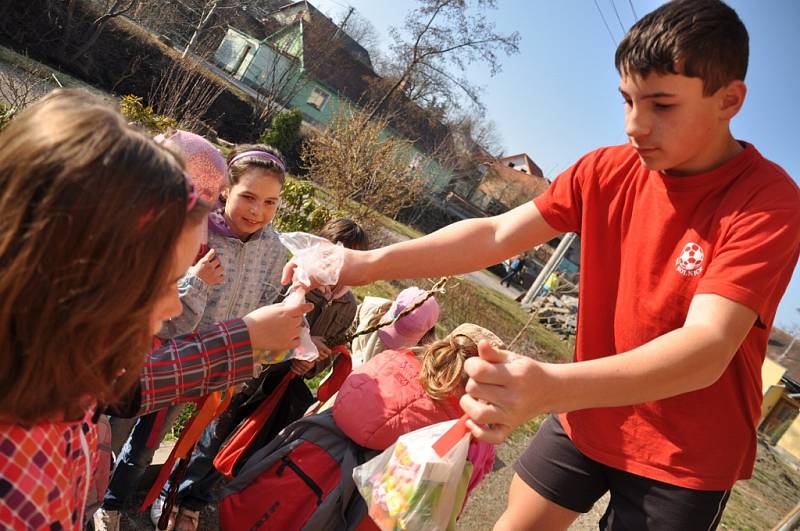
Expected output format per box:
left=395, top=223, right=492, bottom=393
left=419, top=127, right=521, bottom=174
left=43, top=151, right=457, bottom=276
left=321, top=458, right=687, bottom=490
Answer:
left=0, top=89, right=310, bottom=530
left=149, top=143, right=293, bottom=531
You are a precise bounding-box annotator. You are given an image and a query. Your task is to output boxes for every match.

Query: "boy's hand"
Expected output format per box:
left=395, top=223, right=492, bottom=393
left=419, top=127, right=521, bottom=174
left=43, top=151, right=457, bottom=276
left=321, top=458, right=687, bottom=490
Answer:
left=459, top=340, right=551, bottom=444
left=311, top=336, right=332, bottom=359
left=189, top=248, right=224, bottom=285
left=280, top=248, right=369, bottom=288
left=243, top=301, right=314, bottom=352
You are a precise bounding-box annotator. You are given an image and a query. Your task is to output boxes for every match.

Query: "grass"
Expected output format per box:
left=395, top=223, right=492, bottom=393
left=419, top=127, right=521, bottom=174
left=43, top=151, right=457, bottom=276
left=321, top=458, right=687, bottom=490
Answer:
left=508, top=414, right=548, bottom=445
left=352, top=276, right=573, bottom=364
left=375, top=213, right=425, bottom=240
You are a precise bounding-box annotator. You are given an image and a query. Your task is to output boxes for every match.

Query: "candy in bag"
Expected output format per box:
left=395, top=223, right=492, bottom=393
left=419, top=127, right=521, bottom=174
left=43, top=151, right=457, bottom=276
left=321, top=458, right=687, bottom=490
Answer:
left=352, top=419, right=471, bottom=531
left=255, top=232, right=345, bottom=364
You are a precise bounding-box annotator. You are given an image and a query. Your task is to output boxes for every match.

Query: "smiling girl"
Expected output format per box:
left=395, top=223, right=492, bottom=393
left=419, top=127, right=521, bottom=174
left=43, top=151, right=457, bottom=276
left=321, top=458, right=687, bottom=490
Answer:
left=160, top=144, right=288, bottom=338
left=151, top=144, right=290, bottom=530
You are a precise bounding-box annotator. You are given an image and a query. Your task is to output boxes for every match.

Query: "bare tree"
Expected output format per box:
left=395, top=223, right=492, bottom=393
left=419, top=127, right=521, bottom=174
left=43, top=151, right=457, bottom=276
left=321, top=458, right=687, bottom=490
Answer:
left=0, top=64, right=47, bottom=130
left=55, top=0, right=140, bottom=62
left=365, top=0, right=520, bottom=121
left=334, top=9, right=382, bottom=63
left=0, top=67, right=47, bottom=112
left=302, top=107, right=430, bottom=227
left=247, top=36, right=307, bottom=129
left=148, top=57, right=225, bottom=133
left=182, top=0, right=223, bottom=59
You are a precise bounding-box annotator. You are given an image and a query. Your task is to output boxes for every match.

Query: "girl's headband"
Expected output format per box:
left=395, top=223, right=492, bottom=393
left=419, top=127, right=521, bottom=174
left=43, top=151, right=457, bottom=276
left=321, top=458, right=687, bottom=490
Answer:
left=228, top=150, right=286, bottom=172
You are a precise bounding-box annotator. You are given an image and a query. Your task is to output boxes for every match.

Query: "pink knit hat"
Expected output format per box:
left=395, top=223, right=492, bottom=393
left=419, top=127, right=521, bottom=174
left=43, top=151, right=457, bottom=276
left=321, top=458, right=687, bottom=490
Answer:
left=377, top=287, right=440, bottom=350
left=156, top=130, right=226, bottom=203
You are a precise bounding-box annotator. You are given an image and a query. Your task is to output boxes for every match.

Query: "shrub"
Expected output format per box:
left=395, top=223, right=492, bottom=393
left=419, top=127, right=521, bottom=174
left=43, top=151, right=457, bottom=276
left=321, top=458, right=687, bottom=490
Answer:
left=0, top=103, right=14, bottom=131
left=274, top=179, right=332, bottom=233
left=119, top=94, right=176, bottom=133
left=259, top=109, right=303, bottom=167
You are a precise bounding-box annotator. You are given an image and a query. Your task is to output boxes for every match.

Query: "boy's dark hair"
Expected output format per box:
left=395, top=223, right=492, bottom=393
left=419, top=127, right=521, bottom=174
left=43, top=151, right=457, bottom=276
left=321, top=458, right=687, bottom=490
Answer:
left=317, top=217, right=369, bottom=250
left=615, top=0, right=748, bottom=96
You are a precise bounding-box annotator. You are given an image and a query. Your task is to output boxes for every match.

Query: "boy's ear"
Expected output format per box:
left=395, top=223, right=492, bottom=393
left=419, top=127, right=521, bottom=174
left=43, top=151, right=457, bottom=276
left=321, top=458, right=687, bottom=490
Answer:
left=718, top=80, right=747, bottom=120
left=221, top=188, right=229, bottom=201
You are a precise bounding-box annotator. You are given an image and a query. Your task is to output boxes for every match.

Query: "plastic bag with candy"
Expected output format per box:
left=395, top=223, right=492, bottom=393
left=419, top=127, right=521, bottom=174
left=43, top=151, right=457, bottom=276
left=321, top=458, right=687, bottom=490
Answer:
left=352, top=418, right=471, bottom=531
left=252, top=232, right=346, bottom=365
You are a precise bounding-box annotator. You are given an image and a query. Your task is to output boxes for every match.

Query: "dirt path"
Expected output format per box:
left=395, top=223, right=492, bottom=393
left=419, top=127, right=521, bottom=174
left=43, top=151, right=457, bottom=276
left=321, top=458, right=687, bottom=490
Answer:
left=457, top=429, right=608, bottom=531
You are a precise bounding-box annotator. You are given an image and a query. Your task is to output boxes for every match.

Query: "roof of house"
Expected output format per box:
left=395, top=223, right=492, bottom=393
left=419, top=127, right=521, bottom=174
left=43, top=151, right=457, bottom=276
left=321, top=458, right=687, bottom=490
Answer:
left=270, top=1, right=373, bottom=68
left=476, top=160, right=550, bottom=209
left=261, top=1, right=453, bottom=156
left=767, top=326, right=800, bottom=383
left=498, top=153, right=544, bottom=177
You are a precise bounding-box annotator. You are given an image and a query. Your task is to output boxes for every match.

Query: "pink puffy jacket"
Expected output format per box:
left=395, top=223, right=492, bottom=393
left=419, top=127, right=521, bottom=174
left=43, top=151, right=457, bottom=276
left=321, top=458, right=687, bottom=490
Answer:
left=332, top=350, right=495, bottom=496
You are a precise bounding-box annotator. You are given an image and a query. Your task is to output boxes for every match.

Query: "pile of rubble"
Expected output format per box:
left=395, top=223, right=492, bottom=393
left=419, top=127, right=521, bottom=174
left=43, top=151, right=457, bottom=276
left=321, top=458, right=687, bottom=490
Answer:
left=530, top=293, right=578, bottom=338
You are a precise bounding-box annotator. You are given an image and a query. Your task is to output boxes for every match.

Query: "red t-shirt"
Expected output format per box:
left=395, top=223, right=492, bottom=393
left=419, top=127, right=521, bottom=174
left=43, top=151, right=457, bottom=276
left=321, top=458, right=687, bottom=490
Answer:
left=534, top=143, right=800, bottom=490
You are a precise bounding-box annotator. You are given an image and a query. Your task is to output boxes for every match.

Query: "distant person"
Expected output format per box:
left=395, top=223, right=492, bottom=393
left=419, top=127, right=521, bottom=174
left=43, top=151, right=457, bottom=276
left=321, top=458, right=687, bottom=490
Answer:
left=500, top=254, right=525, bottom=287
left=541, top=270, right=561, bottom=297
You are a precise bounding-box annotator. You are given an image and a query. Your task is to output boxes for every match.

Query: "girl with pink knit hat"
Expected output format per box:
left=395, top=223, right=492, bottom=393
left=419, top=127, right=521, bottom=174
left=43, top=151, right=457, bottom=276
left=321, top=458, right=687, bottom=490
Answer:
left=351, top=286, right=441, bottom=368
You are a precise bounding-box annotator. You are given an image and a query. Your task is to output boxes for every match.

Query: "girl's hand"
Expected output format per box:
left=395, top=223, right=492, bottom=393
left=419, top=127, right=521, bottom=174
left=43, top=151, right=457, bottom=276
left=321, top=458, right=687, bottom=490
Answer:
left=311, top=336, right=332, bottom=359
left=189, top=248, right=224, bottom=285
left=459, top=340, right=554, bottom=444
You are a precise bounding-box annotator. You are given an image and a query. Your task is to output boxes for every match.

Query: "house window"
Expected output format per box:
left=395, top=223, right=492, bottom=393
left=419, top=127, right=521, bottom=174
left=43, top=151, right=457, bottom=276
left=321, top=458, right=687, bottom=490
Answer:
left=307, top=88, right=330, bottom=111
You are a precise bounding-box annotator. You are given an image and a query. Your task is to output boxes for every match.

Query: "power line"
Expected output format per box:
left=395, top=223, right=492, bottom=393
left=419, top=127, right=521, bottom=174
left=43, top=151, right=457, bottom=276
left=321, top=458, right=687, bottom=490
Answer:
left=609, top=0, right=626, bottom=33
left=593, top=0, right=617, bottom=46
left=628, top=0, right=638, bottom=21
left=325, top=0, right=352, bottom=10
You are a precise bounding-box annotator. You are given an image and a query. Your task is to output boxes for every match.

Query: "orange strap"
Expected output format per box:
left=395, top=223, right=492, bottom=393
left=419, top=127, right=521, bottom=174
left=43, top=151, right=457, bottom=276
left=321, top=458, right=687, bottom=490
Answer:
left=433, top=414, right=471, bottom=458
left=316, top=345, right=352, bottom=404
left=213, top=371, right=295, bottom=478
left=140, top=389, right=232, bottom=511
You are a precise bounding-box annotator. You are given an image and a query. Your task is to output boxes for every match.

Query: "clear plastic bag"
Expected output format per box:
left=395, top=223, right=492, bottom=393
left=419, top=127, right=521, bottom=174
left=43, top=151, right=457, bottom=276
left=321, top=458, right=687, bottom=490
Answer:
left=278, top=232, right=344, bottom=288
left=265, top=232, right=345, bottom=362
left=353, top=419, right=471, bottom=531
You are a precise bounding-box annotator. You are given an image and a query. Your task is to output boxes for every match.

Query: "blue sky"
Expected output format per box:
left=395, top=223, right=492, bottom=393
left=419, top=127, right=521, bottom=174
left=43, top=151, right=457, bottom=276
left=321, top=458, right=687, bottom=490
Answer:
left=312, top=0, right=800, bottom=329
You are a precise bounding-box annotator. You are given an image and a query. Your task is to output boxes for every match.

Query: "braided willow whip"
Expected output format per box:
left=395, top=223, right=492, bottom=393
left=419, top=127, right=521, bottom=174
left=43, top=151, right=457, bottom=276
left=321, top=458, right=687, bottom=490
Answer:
left=325, top=277, right=449, bottom=347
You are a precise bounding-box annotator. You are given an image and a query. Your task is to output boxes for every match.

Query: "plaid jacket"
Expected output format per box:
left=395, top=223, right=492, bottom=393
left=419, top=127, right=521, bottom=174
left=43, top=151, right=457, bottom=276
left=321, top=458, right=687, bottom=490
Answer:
left=0, top=319, right=253, bottom=530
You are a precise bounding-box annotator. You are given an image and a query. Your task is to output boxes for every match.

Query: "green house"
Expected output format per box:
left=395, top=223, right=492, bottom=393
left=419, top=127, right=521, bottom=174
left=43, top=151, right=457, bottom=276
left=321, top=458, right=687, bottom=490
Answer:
left=213, top=1, right=454, bottom=192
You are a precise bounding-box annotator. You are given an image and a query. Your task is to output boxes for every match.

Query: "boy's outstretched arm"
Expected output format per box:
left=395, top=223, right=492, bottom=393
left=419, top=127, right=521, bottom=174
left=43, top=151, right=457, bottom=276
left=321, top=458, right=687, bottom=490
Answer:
left=282, top=201, right=561, bottom=287
left=460, top=293, right=757, bottom=443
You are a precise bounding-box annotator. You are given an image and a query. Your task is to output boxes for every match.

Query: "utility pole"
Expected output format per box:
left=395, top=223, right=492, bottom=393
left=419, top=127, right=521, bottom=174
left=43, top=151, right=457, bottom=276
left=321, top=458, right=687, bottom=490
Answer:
left=521, top=233, right=576, bottom=308
left=338, top=6, right=356, bottom=34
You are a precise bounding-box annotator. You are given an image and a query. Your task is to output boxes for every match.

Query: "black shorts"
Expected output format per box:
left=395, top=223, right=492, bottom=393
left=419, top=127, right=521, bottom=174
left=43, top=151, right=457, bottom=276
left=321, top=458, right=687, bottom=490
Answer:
left=513, top=415, right=730, bottom=531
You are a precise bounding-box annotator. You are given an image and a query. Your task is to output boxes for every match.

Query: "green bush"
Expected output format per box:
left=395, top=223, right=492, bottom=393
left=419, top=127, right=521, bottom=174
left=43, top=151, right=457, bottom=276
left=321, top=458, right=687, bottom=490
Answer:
left=274, top=179, right=332, bottom=233
left=119, top=94, right=176, bottom=133
left=0, top=103, right=15, bottom=131
left=165, top=402, right=197, bottom=441
left=259, top=109, right=302, bottom=163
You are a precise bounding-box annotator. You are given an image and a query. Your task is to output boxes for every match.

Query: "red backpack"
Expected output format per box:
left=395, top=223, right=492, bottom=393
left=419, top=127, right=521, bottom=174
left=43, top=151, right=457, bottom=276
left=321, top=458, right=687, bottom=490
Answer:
left=218, top=410, right=378, bottom=531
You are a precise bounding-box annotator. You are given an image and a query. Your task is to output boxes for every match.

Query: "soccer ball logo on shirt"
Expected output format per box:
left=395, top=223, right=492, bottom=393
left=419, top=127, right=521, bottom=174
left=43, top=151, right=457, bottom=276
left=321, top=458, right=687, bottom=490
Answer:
left=675, top=242, right=704, bottom=277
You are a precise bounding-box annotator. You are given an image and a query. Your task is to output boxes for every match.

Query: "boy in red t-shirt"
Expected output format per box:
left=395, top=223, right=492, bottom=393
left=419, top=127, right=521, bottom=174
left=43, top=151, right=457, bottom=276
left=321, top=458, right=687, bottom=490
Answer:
left=282, top=1, right=800, bottom=528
